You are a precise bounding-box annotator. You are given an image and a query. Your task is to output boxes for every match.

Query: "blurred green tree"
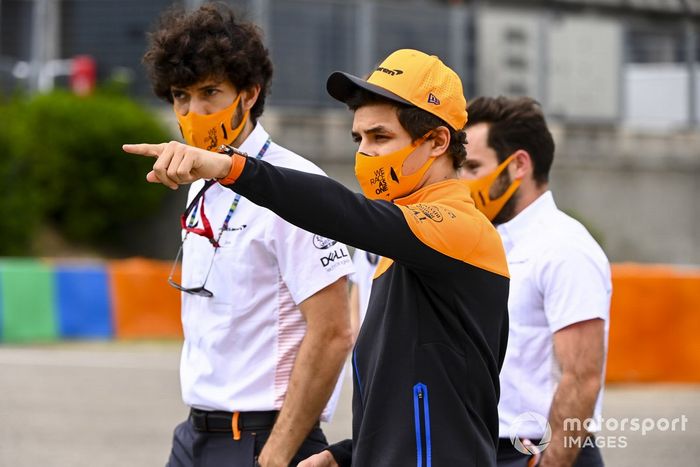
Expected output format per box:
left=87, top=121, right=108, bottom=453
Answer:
left=0, top=91, right=170, bottom=256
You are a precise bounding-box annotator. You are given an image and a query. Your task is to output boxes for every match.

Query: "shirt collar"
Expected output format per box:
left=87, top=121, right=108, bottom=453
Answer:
left=496, top=190, right=556, bottom=251
left=393, top=179, right=472, bottom=206
left=238, top=123, right=270, bottom=157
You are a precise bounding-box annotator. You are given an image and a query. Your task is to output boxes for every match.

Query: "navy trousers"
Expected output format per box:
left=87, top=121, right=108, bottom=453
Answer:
left=166, top=418, right=329, bottom=467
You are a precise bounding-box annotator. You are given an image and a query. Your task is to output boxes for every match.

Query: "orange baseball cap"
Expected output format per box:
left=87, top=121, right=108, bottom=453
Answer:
left=327, top=49, right=467, bottom=131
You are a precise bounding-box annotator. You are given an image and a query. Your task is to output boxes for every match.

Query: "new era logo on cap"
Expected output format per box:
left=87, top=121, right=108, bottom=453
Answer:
left=427, top=93, right=440, bottom=105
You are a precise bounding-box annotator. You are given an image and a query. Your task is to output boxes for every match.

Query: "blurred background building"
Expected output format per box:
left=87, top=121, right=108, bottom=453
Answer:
left=1, top=0, right=698, bottom=263
left=1, top=6, right=698, bottom=465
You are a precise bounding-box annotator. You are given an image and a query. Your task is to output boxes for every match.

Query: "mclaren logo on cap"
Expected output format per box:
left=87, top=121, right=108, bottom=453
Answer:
left=376, top=67, right=403, bottom=76
left=427, top=93, right=440, bottom=105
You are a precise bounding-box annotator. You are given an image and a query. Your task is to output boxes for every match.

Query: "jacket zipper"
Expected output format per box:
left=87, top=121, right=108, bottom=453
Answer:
left=413, top=382, right=432, bottom=467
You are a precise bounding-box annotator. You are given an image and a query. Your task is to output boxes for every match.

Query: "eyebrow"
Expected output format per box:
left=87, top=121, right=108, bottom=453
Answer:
left=171, top=81, right=222, bottom=93
left=350, top=125, right=393, bottom=139
left=197, top=82, right=222, bottom=91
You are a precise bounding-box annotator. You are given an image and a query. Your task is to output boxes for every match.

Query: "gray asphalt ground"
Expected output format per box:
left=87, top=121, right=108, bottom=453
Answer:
left=1, top=342, right=698, bottom=466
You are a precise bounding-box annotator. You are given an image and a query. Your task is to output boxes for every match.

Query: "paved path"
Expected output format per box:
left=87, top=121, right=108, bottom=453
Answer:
left=0, top=342, right=697, bottom=466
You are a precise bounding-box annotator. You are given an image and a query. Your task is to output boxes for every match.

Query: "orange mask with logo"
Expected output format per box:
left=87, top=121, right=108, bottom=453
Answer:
left=175, top=94, right=249, bottom=151
left=466, top=154, right=521, bottom=221
left=355, top=133, right=432, bottom=201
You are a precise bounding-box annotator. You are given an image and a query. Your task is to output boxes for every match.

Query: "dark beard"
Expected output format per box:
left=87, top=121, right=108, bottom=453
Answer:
left=490, top=170, right=519, bottom=225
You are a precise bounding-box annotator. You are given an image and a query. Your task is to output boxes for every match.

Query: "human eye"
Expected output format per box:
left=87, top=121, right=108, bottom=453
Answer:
left=171, top=90, right=186, bottom=101
left=464, top=161, right=480, bottom=174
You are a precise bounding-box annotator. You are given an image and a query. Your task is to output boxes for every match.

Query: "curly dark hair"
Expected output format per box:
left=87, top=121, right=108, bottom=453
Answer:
left=466, top=96, right=555, bottom=186
left=143, top=2, right=273, bottom=123
left=345, top=89, right=467, bottom=170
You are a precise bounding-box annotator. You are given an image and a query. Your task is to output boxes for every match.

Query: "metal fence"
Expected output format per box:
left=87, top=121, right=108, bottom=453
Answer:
left=0, top=0, right=699, bottom=127
left=266, top=0, right=472, bottom=108
left=0, top=0, right=472, bottom=104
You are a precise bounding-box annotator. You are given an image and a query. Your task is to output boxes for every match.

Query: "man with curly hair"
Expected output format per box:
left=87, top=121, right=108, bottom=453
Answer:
left=141, top=4, right=354, bottom=466
left=127, top=48, right=510, bottom=467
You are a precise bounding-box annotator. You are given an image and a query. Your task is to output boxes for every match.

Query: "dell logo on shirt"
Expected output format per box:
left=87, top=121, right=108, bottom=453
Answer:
left=320, top=249, right=349, bottom=267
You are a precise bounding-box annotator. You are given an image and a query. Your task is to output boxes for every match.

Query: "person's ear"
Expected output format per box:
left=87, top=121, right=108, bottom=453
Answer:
left=428, top=126, right=451, bottom=158
left=511, top=149, right=532, bottom=180
left=240, top=84, right=261, bottom=112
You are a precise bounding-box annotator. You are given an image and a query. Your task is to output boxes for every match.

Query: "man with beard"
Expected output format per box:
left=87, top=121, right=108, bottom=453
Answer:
left=460, top=96, right=611, bottom=467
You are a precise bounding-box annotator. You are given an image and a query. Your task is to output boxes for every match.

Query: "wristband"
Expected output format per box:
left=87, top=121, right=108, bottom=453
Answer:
left=216, top=144, right=247, bottom=185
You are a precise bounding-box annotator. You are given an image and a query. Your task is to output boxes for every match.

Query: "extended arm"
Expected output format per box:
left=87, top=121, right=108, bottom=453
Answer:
left=123, top=141, right=432, bottom=265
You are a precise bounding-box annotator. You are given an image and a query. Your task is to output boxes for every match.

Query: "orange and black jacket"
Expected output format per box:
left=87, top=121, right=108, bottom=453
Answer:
left=226, top=156, right=509, bottom=467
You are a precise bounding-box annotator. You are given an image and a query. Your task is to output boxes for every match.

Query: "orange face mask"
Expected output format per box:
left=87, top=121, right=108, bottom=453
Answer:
left=175, top=94, right=249, bottom=151
left=466, top=154, right=521, bottom=221
left=355, top=133, right=432, bottom=201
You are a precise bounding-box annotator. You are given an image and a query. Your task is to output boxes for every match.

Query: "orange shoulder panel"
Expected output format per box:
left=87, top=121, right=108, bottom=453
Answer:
left=395, top=180, right=509, bottom=278
left=373, top=256, right=395, bottom=280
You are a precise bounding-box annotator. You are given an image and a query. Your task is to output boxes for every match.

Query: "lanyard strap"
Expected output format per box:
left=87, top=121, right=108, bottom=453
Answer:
left=187, top=137, right=271, bottom=229
left=220, top=137, right=271, bottom=230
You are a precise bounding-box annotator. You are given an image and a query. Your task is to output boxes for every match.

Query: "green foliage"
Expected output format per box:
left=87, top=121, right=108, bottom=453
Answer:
left=0, top=98, right=44, bottom=255
left=0, top=90, right=170, bottom=255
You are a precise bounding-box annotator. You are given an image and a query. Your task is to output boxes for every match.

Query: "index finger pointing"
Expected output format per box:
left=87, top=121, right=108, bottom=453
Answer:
left=122, top=143, right=167, bottom=157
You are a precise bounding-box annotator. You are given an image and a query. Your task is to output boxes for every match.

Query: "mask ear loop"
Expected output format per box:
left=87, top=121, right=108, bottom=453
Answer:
left=413, top=131, right=433, bottom=148
left=491, top=176, right=521, bottom=205
left=396, top=130, right=439, bottom=184
left=471, top=154, right=519, bottom=210
left=227, top=98, right=250, bottom=142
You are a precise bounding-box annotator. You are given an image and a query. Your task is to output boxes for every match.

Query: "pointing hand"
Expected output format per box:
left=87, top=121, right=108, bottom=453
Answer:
left=122, top=141, right=232, bottom=190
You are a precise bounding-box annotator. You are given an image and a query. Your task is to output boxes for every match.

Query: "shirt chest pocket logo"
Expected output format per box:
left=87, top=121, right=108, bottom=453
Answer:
left=218, top=224, right=248, bottom=246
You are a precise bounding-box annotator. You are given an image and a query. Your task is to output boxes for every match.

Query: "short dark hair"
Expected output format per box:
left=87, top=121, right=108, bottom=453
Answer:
left=142, top=2, right=273, bottom=123
left=344, top=89, right=467, bottom=170
left=466, top=96, right=554, bottom=185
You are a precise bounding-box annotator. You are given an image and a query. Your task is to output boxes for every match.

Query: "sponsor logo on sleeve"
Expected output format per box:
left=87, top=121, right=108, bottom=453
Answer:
left=408, top=203, right=443, bottom=223
left=313, top=235, right=338, bottom=250
left=320, top=248, right=349, bottom=267
left=320, top=248, right=351, bottom=271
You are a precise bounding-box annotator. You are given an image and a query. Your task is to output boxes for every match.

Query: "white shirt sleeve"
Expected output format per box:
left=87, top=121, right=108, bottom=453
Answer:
left=349, top=248, right=368, bottom=285
left=267, top=214, right=354, bottom=305
left=537, top=243, right=611, bottom=333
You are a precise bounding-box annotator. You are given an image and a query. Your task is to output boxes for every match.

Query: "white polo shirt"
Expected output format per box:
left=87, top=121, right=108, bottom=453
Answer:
left=348, top=249, right=380, bottom=325
left=496, top=191, right=611, bottom=438
left=179, top=124, right=354, bottom=421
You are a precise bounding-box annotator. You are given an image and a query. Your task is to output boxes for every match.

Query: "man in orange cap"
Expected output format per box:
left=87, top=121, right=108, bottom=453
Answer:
left=125, top=49, right=510, bottom=466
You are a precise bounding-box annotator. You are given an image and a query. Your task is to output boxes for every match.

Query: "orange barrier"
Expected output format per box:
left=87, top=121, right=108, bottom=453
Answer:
left=606, top=263, right=700, bottom=383
left=108, top=258, right=182, bottom=339
left=0, top=256, right=695, bottom=382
